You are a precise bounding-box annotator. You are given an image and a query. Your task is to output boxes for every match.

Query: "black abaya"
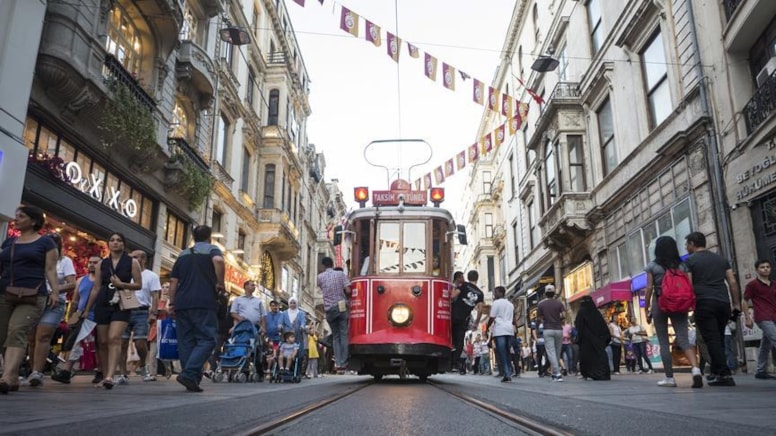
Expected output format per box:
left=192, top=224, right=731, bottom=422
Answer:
left=574, top=296, right=611, bottom=381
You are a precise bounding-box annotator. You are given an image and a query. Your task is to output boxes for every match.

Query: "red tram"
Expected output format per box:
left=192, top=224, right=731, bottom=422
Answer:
left=334, top=179, right=466, bottom=380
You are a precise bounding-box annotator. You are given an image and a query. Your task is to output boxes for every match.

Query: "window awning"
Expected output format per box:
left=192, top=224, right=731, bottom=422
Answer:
left=591, top=279, right=633, bottom=308
left=507, top=266, right=554, bottom=299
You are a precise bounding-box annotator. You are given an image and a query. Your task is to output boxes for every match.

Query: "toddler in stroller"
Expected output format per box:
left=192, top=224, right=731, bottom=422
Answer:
left=213, top=320, right=263, bottom=383
left=270, top=331, right=301, bottom=383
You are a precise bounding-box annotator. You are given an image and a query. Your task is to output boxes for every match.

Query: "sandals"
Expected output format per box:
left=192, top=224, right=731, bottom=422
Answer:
left=0, top=380, right=19, bottom=394
left=102, top=378, right=115, bottom=390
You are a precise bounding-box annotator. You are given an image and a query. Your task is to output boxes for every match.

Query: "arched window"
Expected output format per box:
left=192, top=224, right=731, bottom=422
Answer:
left=106, top=5, right=142, bottom=75
left=170, top=99, right=193, bottom=142
left=263, top=164, right=276, bottom=208
left=268, top=89, right=280, bottom=125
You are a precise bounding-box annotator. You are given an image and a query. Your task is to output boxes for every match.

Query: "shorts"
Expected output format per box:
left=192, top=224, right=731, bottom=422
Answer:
left=0, top=294, right=47, bottom=349
left=94, top=287, right=131, bottom=325
left=38, top=302, right=65, bottom=327
left=122, top=307, right=150, bottom=340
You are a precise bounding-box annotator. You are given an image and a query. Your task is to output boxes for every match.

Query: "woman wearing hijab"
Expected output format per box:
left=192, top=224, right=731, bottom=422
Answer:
left=281, top=297, right=308, bottom=373
left=574, top=295, right=611, bottom=381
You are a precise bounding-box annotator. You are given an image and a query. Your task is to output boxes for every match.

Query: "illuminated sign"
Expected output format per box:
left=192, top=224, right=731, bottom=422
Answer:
left=371, top=190, right=427, bottom=206
left=64, top=161, right=138, bottom=218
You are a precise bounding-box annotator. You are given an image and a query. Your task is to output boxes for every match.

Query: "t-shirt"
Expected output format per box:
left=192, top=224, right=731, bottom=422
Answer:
left=608, top=322, right=622, bottom=344
left=76, top=275, right=95, bottom=320
left=51, top=256, right=76, bottom=303
left=171, top=242, right=222, bottom=311
left=231, top=296, right=266, bottom=325
left=489, top=298, right=515, bottom=337
left=744, top=278, right=776, bottom=323
left=0, top=236, right=57, bottom=295
left=685, top=250, right=732, bottom=303
left=451, top=282, right=484, bottom=322
left=644, top=261, right=689, bottom=294
left=280, top=342, right=299, bottom=358
left=135, top=269, right=161, bottom=307
left=265, top=311, right=283, bottom=342
left=627, top=325, right=646, bottom=344
left=562, top=323, right=573, bottom=345
left=537, top=298, right=565, bottom=330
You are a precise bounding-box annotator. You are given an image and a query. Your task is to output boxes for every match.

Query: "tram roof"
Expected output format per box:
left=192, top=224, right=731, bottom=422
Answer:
left=346, top=206, right=456, bottom=223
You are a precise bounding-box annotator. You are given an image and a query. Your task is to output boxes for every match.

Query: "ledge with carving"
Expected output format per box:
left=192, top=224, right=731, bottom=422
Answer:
left=539, top=192, right=593, bottom=251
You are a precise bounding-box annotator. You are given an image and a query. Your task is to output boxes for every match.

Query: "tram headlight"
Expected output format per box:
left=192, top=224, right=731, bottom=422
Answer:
left=388, top=303, right=413, bottom=327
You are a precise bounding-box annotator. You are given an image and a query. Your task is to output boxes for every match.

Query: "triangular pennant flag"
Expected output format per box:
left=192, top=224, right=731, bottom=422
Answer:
left=365, top=20, right=381, bottom=47
left=293, top=0, right=305, bottom=6
left=488, top=87, right=498, bottom=111
left=414, top=178, right=421, bottom=190
left=434, top=166, right=445, bottom=185
left=319, top=0, right=324, bottom=4
left=468, top=143, right=479, bottom=163
left=481, top=133, right=493, bottom=154
left=340, top=7, right=359, bottom=37
left=456, top=150, right=466, bottom=170
left=408, top=42, right=419, bottom=58
left=444, top=158, right=455, bottom=177
left=473, top=79, right=485, bottom=105
left=424, top=53, right=437, bottom=81
left=386, top=32, right=400, bottom=62
left=509, top=114, right=521, bottom=135
left=423, top=173, right=433, bottom=190
left=495, top=124, right=506, bottom=147
left=459, top=71, right=471, bottom=81
left=442, top=63, right=455, bottom=91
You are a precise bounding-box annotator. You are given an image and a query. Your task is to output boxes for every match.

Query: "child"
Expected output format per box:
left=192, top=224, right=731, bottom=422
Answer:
left=278, top=332, right=299, bottom=372
left=625, top=339, right=637, bottom=374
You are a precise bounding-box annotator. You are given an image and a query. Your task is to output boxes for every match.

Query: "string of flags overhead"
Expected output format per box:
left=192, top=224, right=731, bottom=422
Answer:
left=289, top=0, right=542, bottom=189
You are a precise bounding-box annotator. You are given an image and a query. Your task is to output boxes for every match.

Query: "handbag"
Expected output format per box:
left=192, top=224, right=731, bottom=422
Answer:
left=5, top=241, right=42, bottom=305
left=118, top=290, right=141, bottom=311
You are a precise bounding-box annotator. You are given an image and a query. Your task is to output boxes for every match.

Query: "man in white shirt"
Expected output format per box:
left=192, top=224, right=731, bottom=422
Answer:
left=231, top=280, right=267, bottom=334
left=487, top=286, right=515, bottom=382
left=120, top=250, right=161, bottom=383
left=627, top=317, right=654, bottom=374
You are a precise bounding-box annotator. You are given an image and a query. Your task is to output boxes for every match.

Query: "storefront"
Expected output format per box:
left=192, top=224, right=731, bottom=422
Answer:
left=563, top=261, right=593, bottom=310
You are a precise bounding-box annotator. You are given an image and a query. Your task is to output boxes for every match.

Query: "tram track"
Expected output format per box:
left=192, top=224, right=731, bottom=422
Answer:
left=233, top=379, right=574, bottom=436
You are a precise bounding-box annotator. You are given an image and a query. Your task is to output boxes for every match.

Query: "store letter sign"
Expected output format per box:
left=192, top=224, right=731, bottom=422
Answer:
left=65, top=161, right=138, bottom=218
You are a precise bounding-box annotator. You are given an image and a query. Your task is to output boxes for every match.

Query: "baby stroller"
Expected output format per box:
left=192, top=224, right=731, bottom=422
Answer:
left=213, top=320, right=263, bottom=383
left=269, top=341, right=301, bottom=383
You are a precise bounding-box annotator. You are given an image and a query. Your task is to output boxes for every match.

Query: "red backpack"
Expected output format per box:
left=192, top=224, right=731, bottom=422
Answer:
left=658, top=268, right=695, bottom=314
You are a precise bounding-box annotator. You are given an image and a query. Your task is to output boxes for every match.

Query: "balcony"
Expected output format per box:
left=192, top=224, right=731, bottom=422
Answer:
left=103, top=54, right=156, bottom=111
left=538, top=192, right=593, bottom=252
left=723, top=0, right=776, bottom=51
left=492, top=224, right=506, bottom=249
left=743, top=69, right=776, bottom=135
left=167, top=137, right=209, bottom=172
left=255, top=208, right=301, bottom=261
left=528, top=82, right=582, bottom=150
left=212, top=160, right=234, bottom=189
left=176, top=40, right=216, bottom=107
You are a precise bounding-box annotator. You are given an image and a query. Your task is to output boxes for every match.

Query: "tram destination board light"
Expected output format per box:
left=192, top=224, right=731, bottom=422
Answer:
left=354, top=186, right=369, bottom=208
left=430, top=187, right=445, bottom=207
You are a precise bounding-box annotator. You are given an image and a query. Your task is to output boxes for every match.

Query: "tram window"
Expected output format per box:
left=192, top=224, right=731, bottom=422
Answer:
left=378, top=222, right=400, bottom=273
left=358, top=220, right=370, bottom=275
left=403, top=222, right=425, bottom=273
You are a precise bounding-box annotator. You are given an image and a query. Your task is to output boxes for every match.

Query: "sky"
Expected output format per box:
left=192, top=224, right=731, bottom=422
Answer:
left=285, top=0, right=515, bottom=218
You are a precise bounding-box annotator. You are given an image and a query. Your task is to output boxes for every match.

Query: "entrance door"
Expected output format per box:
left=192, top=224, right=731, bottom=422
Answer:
left=751, top=192, right=776, bottom=265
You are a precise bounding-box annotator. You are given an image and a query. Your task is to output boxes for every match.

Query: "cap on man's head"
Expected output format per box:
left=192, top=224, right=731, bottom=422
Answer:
left=545, top=284, right=556, bottom=294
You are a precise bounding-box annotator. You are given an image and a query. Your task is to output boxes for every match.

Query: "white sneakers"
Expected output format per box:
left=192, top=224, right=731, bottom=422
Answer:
left=27, top=371, right=44, bottom=387
left=657, top=377, right=677, bottom=387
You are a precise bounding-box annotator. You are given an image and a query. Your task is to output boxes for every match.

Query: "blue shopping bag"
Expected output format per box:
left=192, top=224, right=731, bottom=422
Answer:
left=158, top=319, right=179, bottom=360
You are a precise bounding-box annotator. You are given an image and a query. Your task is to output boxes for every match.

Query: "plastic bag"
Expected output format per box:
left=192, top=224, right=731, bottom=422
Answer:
left=158, top=319, right=178, bottom=360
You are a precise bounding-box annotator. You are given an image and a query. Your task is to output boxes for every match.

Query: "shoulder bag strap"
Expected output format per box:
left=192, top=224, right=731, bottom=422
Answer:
left=9, top=240, right=15, bottom=286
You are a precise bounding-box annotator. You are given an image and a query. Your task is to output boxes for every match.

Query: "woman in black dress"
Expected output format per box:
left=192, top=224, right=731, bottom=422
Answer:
left=575, top=295, right=611, bottom=381
left=83, top=232, right=141, bottom=389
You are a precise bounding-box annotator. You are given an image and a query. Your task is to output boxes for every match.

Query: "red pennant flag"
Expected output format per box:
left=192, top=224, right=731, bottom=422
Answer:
left=423, top=173, right=433, bottom=190
left=434, top=166, right=445, bottom=185
left=293, top=0, right=305, bottom=6
left=365, top=20, right=381, bottom=47
left=516, top=77, right=545, bottom=105
left=442, top=63, right=455, bottom=91
left=509, top=115, right=521, bottom=135
left=340, top=7, right=359, bottom=37
left=468, top=143, right=479, bottom=163
left=473, top=79, right=485, bottom=105
left=481, top=133, right=493, bottom=154
left=456, top=150, right=466, bottom=170
left=424, top=53, right=437, bottom=81
left=488, top=87, right=498, bottom=112
left=495, top=124, right=505, bottom=147
left=386, top=32, right=400, bottom=62
left=444, top=158, right=455, bottom=177
left=408, top=42, right=419, bottom=58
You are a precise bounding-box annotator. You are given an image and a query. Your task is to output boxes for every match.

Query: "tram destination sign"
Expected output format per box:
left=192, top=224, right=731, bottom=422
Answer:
left=372, top=190, right=427, bottom=206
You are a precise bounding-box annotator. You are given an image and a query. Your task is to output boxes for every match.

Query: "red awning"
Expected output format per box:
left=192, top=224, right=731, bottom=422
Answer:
left=591, top=279, right=632, bottom=308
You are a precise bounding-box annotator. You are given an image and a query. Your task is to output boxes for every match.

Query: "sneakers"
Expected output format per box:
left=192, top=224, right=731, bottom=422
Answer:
left=657, top=377, right=677, bottom=387
left=116, top=375, right=129, bottom=385
left=691, top=367, right=703, bottom=388
left=551, top=375, right=564, bottom=382
left=92, top=371, right=104, bottom=384
left=51, top=370, right=72, bottom=384
left=176, top=375, right=203, bottom=392
left=143, top=374, right=157, bottom=382
left=646, top=369, right=655, bottom=374
left=755, top=372, right=776, bottom=380
left=27, top=371, right=44, bottom=387
left=500, top=376, right=512, bottom=383
left=708, top=375, right=736, bottom=387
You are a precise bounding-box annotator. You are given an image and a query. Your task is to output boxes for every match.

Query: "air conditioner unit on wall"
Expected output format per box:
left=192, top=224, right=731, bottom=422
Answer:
left=756, top=57, right=776, bottom=87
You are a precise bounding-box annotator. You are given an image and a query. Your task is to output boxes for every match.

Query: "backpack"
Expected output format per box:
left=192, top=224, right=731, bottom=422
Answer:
left=658, top=268, right=695, bottom=314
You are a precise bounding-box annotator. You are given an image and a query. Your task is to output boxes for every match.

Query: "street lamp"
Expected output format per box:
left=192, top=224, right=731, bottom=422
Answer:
left=219, top=26, right=251, bottom=46
left=531, top=55, right=559, bottom=72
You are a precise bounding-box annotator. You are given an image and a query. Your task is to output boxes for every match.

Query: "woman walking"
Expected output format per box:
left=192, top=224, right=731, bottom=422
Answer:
left=83, top=232, right=142, bottom=389
left=575, top=296, right=611, bottom=381
left=0, top=206, right=59, bottom=394
left=645, top=236, right=703, bottom=388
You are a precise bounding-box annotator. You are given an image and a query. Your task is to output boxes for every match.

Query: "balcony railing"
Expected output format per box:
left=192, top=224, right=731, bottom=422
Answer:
left=103, top=54, right=155, bottom=111
left=549, top=82, right=581, bottom=100
left=723, top=0, right=744, bottom=21
left=212, top=160, right=234, bottom=189
left=267, top=51, right=286, bottom=64
left=744, top=69, right=776, bottom=135
left=167, top=137, right=209, bottom=172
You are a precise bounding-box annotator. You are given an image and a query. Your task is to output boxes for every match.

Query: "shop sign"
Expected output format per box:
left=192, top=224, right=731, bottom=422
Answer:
left=563, top=261, right=593, bottom=301
left=64, top=161, right=138, bottom=218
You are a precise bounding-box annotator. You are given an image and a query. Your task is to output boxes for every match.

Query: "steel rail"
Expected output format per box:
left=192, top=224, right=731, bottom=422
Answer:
left=429, top=381, right=575, bottom=436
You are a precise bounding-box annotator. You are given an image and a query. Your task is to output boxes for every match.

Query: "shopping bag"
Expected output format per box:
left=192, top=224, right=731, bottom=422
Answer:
left=80, top=334, right=97, bottom=371
left=158, top=319, right=179, bottom=360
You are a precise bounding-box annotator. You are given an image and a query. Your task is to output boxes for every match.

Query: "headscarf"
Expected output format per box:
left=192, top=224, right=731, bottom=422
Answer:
left=575, top=296, right=610, bottom=343
left=287, top=296, right=299, bottom=324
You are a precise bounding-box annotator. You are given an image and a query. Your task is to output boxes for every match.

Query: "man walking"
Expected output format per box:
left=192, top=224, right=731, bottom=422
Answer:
left=685, top=232, right=742, bottom=386
left=537, top=284, right=565, bottom=382
left=317, top=257, right=351, bottom=372
left=743, top=259, right=776, bottom=380
left=450, top=270, right=484, bottom=374
left=168, top=225, right=225, bottom=392
left=487, top=286, right=515, bottom=382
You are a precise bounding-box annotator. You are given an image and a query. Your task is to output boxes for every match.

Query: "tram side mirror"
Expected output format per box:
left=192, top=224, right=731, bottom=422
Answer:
left=333, top=225, right=343, bottom=246
left=456, top=224, right=468, bottom=245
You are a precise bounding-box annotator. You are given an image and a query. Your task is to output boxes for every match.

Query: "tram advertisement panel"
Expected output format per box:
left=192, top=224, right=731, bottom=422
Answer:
left=432, top=279, right=452, bottom=347
left=349, top=278, right=367, bottom=337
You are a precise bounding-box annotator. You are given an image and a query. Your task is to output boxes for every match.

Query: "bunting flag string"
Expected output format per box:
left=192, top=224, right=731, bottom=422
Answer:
left=365, top=20, right=381, bottom=46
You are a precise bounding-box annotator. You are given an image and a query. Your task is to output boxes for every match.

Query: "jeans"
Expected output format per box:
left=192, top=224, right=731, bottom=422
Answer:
left=176, top=309, right=217, bottom=383
left=451, top=319, right=468, bottom=372
left=561, top=343, right=574, bottom=373
left=695, top=299, right=731, bottom=377
left=326, top=307, right=349, bottom=368
left=724, top=335, right=737, bottom=371
left=633, top=342, right=653, bottom=371
left=606, top=345, right=614, bottom=371
left=652, top=299, right=691, bottom=378
left=543, top=329, right=563, bottom=376
left=494, top=336, right=512, bottom=378
left=479, top=353, right=491, bottom=374
left=536, top=343, right=548, bottom=374
left=756, top=320, right=776, bottom=374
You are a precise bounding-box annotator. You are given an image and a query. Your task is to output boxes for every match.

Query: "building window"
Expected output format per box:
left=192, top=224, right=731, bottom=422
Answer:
left=557, top=44, right=569, bottom=81
left=597, top=97, right=617, bottom=176
left=180, top=3, right=195, bottom=41
left=528, top=201, right=538, bottom=249
left=211, top=209, right=223, bottom=233
left=263, top=164, right=276, bottom=208
left=485, top=213, right=494, bottom=238
left=487, top=255, right=495, bottom=293
left=241, top=147, right=251, bottom=193
left=642, top=30, right=671, bottom=128
left=608, top=242, right=628, bottom=281
left=545, top=140, right=558, bottom=207
left=268, top=89, right=280, bottom=125
left=587, top=0, right=603, bottom=55
left=165, top=210, right=187, bottom=249
left=221, top=40, right=233, bottom=67
left=532, top=3, right=540, bottom=42
left=568, top=135, right=586, bottom=191
left=512, top=222, right=520, bottom=264
left=518, top=45, right=524, bottom=77
left=106, top=5, right=142, bottom=75
left=252, top=5, right=261, bottom=40
left=170, top=99, right=192, bottom=142
left=215, top=114, right=229, bottom=164
left=483, top=171, right=492, bottom=194
left=509, top=154, right=516, bottom=197
left=247, top=69, right=255, bottom=106
left=237, top=230, right=246, bottom=259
